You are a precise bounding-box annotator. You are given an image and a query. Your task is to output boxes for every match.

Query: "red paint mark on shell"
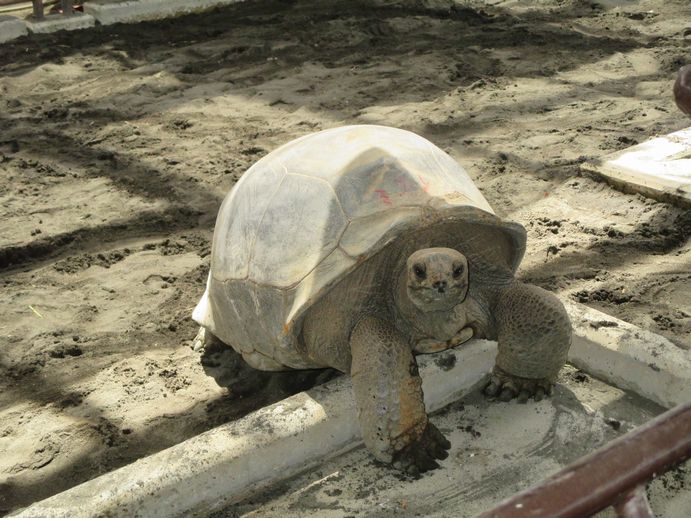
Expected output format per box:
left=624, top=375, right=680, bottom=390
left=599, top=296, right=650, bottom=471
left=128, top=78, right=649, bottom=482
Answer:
left=417, top=175, right=430, bottom=193
left=375, top=189, right=393, bottom=205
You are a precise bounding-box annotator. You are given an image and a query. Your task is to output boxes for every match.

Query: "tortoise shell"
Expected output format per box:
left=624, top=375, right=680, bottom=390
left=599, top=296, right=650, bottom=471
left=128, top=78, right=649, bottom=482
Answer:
left=193, top=125, right=526, bottom=369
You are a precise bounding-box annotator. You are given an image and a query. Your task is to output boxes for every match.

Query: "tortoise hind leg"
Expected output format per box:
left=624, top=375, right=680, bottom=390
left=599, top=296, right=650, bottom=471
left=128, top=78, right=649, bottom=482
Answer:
left=486, top=282, right=572, bottom=402
left=350, top=315, right=450, bottom=475
left=192, top=326, right=288, bottom=370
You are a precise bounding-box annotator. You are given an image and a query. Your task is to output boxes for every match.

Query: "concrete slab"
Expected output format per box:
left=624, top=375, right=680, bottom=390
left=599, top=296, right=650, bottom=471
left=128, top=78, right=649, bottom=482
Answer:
left=12, top=305, right=691, bottom=517
left=565, top=300, right=691, bottom=408
left=0, top=15, right=27, bottom=43
left=83, top=0, right=243, bottom=25
left=24, top=13, right=95, bottom=34
left=582, top=126, right=691, bottom=206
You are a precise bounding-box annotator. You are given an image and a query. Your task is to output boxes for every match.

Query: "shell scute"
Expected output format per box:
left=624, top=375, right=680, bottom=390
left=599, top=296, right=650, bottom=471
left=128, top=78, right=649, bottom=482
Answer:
left=248, top=173, right=347, bottom=289
left=211, top=162, right=286, bottom=281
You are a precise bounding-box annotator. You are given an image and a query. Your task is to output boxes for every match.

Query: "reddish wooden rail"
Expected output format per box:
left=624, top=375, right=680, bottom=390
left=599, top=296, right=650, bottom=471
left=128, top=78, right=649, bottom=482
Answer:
left=481, top=402, right=691, bottom=518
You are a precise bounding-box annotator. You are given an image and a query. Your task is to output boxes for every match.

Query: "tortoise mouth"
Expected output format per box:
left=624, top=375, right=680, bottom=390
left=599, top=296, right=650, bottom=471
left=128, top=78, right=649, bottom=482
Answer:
left=409, top=282, right=468, bottom=310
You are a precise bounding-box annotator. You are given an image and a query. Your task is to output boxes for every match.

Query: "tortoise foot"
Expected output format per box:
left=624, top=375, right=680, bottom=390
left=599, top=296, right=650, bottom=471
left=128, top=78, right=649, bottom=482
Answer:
left=191, top=327, right=221, bottom=353
left=392, top=422, right=450, bottom=476
left=483, top=366, right=553, bottom=403
left=191, top=328, right=205, bottom=352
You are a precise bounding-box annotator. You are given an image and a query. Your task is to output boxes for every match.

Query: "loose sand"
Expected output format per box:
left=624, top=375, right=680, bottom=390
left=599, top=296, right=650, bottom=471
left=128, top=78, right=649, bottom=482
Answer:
left=0, top=0, right=689, bottom=513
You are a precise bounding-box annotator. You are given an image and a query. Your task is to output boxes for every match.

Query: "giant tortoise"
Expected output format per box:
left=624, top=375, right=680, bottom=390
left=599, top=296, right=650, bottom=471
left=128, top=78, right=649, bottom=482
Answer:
left=193, top=125, right=572, bottom=474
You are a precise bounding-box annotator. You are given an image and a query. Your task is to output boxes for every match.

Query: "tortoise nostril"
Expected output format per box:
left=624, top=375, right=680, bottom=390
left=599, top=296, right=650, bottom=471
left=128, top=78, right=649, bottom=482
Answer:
left=433, top=280, right=447, bottom=293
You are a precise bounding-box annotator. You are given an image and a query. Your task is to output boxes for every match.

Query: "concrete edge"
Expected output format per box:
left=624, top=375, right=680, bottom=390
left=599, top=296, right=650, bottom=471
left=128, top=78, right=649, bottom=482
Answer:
left=25, top=13, right=95, bottom=34
left=564, top=300, right=691, bottom=408
left=0, top=14, right=28, bottom=43
left=83, top=0, right=244, bottom=25
left=581, top=162, right=691, bottom=209
left=580, top=126, right=691, bottom=208
left=0, top=0, right=245, bottom=44
left=13, top=340, right=497, bottom=517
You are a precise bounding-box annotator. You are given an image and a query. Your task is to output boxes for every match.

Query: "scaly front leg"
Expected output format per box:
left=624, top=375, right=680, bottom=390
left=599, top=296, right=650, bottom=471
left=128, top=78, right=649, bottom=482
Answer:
left=486, top=282, right=571, bottom=403
left=350, top=315, right=450, bottom=475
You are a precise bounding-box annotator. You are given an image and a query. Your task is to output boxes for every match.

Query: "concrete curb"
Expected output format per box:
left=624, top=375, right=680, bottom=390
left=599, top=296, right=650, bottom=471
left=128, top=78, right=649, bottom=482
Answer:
left=0, top=0, right=245, bottom=44
left=14, top=340, right=497, bottom=517
left=564, top=301, right=691, bottom=408
left=25, top=13, right=95, bottom=34
left=0, top=15, right=27, bottom=43
left=83, top=0, right=244, bottom=25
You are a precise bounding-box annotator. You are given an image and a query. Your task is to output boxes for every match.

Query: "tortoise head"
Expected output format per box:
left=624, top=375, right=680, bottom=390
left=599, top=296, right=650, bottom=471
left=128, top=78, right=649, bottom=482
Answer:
left=405, top=247, right=469, bottom=312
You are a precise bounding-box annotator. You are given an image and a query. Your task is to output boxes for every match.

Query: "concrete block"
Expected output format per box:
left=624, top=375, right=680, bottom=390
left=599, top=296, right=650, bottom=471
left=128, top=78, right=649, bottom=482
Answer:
left=565, top=300, right=691, bottom=408
left=84, top=0, right=244, bottom=25
left=25, top=13, right=95, bottom=34
left=582, top=126, right=691, bottom=207
left=13, top=340, right=497, bottom=517
left=0, top=15, right=28, bottom=43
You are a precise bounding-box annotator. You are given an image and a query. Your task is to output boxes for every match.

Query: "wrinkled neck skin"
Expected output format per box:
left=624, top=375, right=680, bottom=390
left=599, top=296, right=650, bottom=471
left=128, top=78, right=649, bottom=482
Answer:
left=394, top=267, right=470, bottom=343
left=393, top=260, right=514, bottom=343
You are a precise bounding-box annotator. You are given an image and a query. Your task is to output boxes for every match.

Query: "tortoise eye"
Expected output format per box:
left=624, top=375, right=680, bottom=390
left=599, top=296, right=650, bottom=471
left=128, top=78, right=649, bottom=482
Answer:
left=453, top=265, right=464, bottom=278
left=413, top=264, right=426, bottom=280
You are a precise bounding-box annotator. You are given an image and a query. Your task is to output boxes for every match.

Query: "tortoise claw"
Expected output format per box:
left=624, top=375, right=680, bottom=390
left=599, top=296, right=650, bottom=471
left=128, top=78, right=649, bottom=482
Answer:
left=191, top=328, right=210, bottom=353
left=484, top=379, right=501, bottom=397
left=499, top=387, right=515, bottom=401
left=392, top=422, right=450, bottom=476
left=484, top=367, right=555, bottom=403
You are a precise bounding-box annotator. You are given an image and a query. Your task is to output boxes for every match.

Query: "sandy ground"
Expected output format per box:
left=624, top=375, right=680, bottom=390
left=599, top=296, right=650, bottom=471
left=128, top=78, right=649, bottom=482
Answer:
left=0, top=0, right=689, bottom=513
